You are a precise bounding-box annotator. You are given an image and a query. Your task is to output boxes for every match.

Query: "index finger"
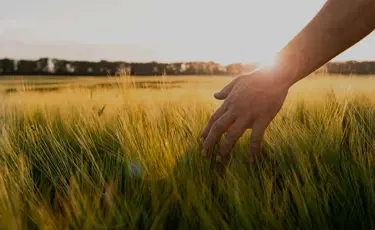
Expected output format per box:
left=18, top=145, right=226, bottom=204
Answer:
left=200, top=103, right=227, bottom=142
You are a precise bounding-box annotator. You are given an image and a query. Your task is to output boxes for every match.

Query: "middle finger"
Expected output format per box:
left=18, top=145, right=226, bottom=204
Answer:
left=202, top=111, right=236, bottom=157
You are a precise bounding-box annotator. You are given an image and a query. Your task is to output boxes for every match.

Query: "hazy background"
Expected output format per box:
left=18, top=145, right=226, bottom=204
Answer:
left=1, top=0, right=375, bottom=64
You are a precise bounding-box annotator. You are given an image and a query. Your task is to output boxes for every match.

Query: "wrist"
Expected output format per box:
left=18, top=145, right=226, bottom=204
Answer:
left=260, top=59, right=296, bottom=92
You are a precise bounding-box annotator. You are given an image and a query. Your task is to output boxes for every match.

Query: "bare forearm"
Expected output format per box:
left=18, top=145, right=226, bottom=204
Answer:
left=274, top=0, right=375, bottom=88
left=202, top=0, right=375, bottom=163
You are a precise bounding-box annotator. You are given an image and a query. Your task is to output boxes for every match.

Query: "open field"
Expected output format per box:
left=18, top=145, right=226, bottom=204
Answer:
left=1, top=74, right=375, bottom=229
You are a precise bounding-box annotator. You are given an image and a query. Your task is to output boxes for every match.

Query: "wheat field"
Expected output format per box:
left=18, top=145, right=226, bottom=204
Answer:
left=1, top=74, right=375, bottom=229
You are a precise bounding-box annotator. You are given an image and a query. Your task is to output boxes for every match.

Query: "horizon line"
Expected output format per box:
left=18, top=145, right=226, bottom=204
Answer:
left=1, top=56, right=375, bottom=65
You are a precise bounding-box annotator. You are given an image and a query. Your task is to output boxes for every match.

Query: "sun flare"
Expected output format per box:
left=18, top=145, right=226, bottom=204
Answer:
left=258, top=55, right=277, bottom=69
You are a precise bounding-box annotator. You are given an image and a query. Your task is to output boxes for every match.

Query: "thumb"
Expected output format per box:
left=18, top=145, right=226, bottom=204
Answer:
left=214, top=77, right=238, bottom=100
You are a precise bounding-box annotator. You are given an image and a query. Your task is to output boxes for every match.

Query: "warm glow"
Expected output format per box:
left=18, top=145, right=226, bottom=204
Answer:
left=258, top=55, right=277, bottom=69
left=1, top=0, right=374, bottom=63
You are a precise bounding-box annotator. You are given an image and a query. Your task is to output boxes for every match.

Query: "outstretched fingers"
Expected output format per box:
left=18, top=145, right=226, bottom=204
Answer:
left=216, top=119, right=247, bottom=163
left=201, top=112, right=236, bottom=157
left=200, top=104, right=227, bottom=142
left=248, top=120, right=268, bottom=163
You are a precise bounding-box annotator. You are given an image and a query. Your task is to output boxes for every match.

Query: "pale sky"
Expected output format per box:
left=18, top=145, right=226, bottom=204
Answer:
left=1, top=0, right=374, bottom=64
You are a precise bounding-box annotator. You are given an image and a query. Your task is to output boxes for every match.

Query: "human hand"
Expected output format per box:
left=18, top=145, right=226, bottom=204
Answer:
left=200, top=68, right=290, bottom=163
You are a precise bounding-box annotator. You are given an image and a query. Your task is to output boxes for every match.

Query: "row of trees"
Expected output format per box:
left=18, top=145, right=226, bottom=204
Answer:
left=1, top=58, right=375, bottom=76
left=0, top=58, right=256, bottom=76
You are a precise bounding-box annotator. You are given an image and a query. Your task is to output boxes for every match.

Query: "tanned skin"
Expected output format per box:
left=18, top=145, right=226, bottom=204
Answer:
left=200, top=0, right=375, bottom=164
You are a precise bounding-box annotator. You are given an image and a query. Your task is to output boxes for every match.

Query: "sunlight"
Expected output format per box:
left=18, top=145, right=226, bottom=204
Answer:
left=258, top=55, right=277, bottom=69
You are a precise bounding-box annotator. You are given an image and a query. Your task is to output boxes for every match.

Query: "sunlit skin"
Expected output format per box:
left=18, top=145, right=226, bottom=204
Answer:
left=200, top=0, right=375, bottom=164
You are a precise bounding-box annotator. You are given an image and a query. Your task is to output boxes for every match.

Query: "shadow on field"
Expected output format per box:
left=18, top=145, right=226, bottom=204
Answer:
left=4, top=91, right=375, bottom=229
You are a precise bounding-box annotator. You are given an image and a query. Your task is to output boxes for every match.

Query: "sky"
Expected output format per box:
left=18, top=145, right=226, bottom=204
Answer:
left=1, top=0, right=375, bottom=65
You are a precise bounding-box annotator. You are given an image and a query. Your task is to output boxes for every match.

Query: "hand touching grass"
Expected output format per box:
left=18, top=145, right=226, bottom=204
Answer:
left=200, top=0, right=375, bottom=164
left=200, top=69, right=290, bottom=164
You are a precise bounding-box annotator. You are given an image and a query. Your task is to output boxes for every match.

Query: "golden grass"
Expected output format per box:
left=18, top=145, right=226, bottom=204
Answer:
left=1, top=74, right=375, bottom=229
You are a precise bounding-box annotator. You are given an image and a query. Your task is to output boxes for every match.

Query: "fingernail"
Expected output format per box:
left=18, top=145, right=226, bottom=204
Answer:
left=202, top=149, right=207, bottom=157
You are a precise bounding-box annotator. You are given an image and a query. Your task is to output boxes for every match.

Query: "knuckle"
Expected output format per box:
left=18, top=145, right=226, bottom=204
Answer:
left=212, top=122, right=225, bottom=132
left=203, top=134, right=219, bottom=149
left=201, top=126, right=209, bottom=134
left=201, top=127, right=211, bottom=138
left=203, top=138, right=212, bottom=149
left=219, top=145, right=233, bottom=157
left=211, top=113, right=219, bottom=121
left=226, top=97, right=236, bottom=105
left=225, top=132, right=239, bottom=142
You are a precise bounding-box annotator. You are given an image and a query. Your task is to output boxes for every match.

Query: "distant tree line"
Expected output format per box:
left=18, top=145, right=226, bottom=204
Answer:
left=1, top=58, right=375, bottom=76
